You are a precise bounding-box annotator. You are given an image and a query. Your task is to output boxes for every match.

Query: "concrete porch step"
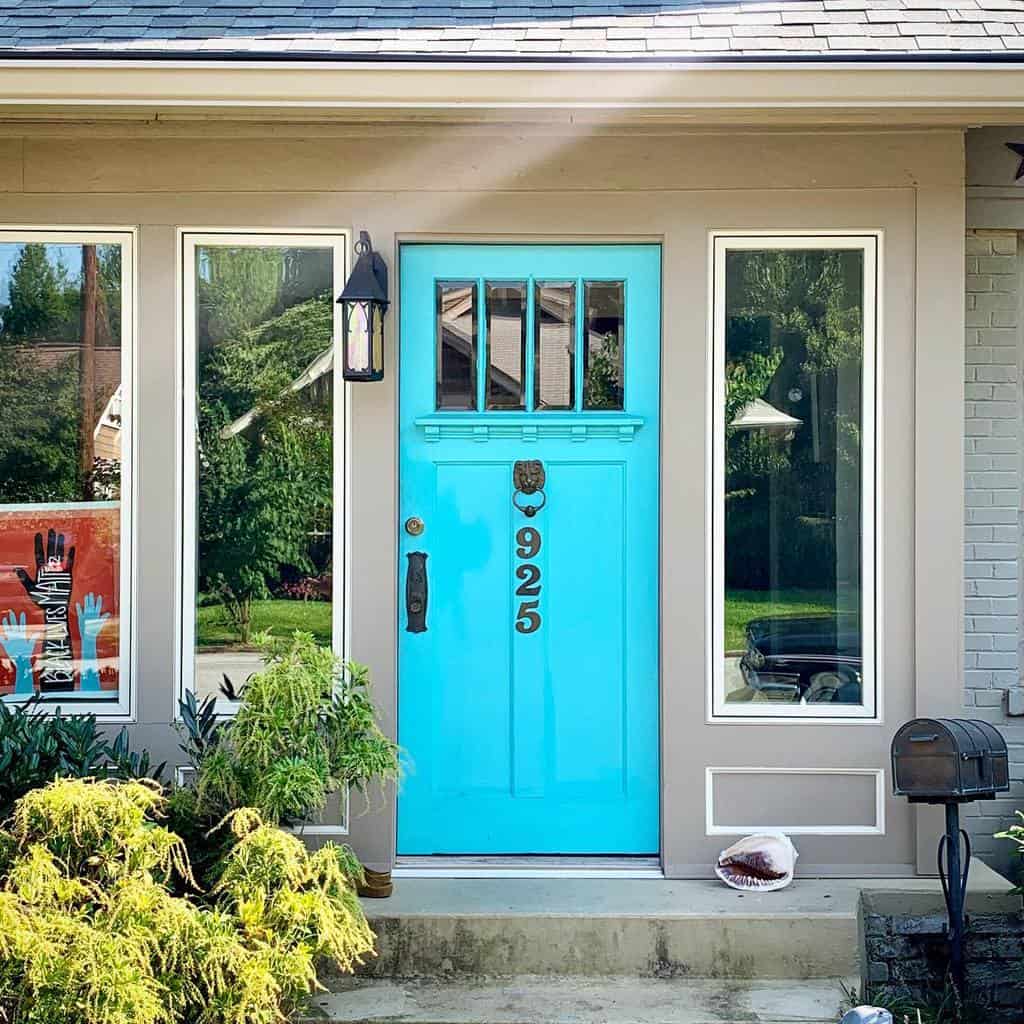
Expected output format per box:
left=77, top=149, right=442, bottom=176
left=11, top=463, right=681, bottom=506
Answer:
left=350, top=877, right=865, bottom=981
left=303, top=976, right=857, bottom=1024
left=347, top=865, right=1013, bottom=983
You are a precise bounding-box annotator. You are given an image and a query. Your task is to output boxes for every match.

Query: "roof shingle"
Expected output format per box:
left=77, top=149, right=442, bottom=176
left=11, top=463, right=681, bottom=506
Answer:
left=1, top=0, right=1023, bottom=58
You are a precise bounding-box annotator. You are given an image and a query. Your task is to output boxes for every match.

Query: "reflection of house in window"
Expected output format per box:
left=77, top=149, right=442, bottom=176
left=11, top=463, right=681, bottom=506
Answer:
left=730, top=397, right=802, bottom=439
left=91, top=384, right=123, bottom=499
left=95, top=384, right=122, bottom=455
left=437, top=282, right=477, bottom=410
left=220, top=347, right=334, bottom=440
left=535, top=282, right=574, bottom=410
left=486, top=283, right=525, bottom=409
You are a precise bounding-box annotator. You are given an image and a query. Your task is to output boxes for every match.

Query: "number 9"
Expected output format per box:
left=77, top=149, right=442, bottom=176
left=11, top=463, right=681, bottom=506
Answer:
left=516, top=527, right=541, bottom=559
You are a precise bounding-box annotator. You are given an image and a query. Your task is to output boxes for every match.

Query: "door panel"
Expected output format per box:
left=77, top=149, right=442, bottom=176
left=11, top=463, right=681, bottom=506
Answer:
left=398, top=244, right=660, bottom=855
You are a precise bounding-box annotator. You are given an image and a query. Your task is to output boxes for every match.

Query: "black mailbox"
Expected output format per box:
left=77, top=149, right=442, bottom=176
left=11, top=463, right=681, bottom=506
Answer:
left=892, top=717, right=1009, bottom=803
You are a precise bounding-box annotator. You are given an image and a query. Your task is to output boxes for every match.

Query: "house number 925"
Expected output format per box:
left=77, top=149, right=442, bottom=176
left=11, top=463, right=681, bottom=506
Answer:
left=515, top=526, right=542, bottom=634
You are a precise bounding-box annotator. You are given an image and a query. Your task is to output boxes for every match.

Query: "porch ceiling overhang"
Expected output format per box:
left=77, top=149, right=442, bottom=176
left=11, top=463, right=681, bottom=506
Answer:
left=3, top=59, right=1024, bottom=127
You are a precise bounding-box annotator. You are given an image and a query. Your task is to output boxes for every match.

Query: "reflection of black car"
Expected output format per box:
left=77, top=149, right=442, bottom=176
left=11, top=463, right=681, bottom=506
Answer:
left=740, top=613, right=862, bottom=704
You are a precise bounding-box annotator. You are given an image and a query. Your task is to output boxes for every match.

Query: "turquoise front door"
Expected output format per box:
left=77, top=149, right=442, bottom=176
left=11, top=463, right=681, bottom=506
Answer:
left=398, top=244, right=661, bottom=855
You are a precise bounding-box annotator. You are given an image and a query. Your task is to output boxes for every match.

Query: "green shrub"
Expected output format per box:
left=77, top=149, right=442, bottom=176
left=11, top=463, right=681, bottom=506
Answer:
left=179, top=632, right=400, bottom=830
left=0, top=699, right=164, bottom=819
left=0, top=777, right=374, bottom=1024
left=996, top=811, right=1024, bottom=891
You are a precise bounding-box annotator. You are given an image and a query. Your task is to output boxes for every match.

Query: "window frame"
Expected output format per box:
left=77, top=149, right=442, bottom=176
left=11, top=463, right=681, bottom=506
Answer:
left=0, top=225, right=137, bottom=720
left=432, top=273, right=630, bottom=415
left=707, top=230, right=882, bottom=723
left=178, top=229, right=350, bottom=718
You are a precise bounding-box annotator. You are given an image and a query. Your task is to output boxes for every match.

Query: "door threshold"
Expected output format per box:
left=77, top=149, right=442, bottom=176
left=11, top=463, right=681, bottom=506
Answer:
left=393, top=855, right=663, bottom=879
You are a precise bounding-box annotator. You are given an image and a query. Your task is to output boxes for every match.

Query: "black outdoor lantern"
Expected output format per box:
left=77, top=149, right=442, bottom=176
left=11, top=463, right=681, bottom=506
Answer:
left=337, top=230, right=389, bottom=382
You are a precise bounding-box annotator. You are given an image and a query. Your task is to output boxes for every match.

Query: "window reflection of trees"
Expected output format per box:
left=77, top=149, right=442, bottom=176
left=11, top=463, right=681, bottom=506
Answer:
left=0, top=242, right=123, bottom=504
left=194, top=246, right=334, bottom=647
left=584, top=282, right=624, bottom=411
left=724, top=249, right=865, bottom=707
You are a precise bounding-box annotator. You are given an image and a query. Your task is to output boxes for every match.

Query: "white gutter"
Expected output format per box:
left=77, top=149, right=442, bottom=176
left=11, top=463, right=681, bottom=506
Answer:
left=0, top=60, right=1023, bottom=123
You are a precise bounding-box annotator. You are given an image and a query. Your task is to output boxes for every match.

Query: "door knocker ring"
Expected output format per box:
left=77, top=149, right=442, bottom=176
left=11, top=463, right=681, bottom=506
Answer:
left=513, top=460, right=546, bottom=519
left=513, top=488, right=547, bottom=518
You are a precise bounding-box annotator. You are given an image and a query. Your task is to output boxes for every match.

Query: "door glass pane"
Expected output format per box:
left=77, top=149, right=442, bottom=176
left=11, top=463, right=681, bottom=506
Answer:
left=0, top=238, right=130, bottom=706
left=721, top=247, right=867, bottom=711
left=534, top=281, right=575, bottom=411
left=191, top=244, right=335, bottom=703
left=486, top=282, right=526, bottom=410
left=437, top=281, right=478, bottom=411
left=584, top=281, right=624, bottom=410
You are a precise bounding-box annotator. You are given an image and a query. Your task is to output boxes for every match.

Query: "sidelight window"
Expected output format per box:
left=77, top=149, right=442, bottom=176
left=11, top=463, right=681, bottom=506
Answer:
left=0, top=229, right=135, bottom=716
left=181, top=232, right=348, bottom=710
left=710, top=234, right=879, bottom=720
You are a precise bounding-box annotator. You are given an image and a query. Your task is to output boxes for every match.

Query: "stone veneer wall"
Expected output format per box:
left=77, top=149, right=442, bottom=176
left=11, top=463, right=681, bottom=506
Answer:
left=964, top=229, right=1024, bottom=880
left=862, top=904, right=1024, bottom=1018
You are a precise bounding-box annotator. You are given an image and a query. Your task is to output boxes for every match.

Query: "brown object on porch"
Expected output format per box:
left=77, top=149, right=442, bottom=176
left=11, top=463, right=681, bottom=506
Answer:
left=357, top=868, right=393, bottom=900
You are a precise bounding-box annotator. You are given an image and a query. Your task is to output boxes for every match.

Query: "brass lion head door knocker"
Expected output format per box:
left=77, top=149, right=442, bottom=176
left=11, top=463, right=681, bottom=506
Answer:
left=512, top=460, right=547, bottom=518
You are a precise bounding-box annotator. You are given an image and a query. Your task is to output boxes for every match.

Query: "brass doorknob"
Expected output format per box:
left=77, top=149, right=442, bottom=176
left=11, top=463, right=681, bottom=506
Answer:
left=405, top=516, right=425, bottom=536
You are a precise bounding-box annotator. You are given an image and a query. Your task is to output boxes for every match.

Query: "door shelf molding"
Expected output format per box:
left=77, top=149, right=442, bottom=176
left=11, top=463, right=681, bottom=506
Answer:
left=415, top=415, right=645, bottom=443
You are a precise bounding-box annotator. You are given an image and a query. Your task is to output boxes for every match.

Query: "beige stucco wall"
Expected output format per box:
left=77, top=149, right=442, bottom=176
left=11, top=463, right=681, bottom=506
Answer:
left=0, top=124, right=966, bottom=876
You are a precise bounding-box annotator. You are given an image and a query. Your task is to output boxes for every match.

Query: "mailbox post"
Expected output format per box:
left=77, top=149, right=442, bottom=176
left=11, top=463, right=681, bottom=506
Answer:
left=891, top=718, right=1009, bottom=995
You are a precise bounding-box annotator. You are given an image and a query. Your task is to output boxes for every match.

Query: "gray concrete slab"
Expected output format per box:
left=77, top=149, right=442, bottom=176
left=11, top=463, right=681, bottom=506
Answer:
left=348, top=862, right=1016, bottom=982
left=368, top=861, right=1015, bottom=919
left=195, top=649, right=265, bottom=701
left=303, top=976, right=858, bottom=1024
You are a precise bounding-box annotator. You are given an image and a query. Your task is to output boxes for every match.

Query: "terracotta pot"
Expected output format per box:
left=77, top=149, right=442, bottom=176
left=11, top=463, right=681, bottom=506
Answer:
left=357, top=866, right=393, bottom=899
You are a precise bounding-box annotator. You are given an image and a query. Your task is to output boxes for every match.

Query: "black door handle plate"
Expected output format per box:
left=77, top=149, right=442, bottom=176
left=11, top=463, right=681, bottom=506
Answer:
left=406, top=551, right=428, bottom=633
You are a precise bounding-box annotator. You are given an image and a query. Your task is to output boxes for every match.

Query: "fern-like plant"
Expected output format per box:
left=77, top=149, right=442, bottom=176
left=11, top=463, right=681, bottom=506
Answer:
left=179, top=632, right=400, bottom=830
left=995, top=810, right=1024, bottom=892
left=0, top=777, right=374, bottom=1024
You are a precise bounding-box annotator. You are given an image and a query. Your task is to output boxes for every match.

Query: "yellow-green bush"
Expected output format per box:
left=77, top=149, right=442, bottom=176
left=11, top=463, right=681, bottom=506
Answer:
left=0, top=778, right=374, bottom=1024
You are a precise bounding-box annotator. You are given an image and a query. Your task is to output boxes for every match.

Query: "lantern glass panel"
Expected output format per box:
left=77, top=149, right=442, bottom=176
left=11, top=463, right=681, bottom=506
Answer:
left=345, top=300, right=371, bottom=374
left=371, top=303, right=384, bottom=376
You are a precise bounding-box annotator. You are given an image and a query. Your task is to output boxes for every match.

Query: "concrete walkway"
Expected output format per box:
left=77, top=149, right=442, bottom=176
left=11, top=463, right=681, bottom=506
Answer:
left=303, top=976, right=856, bottom=1024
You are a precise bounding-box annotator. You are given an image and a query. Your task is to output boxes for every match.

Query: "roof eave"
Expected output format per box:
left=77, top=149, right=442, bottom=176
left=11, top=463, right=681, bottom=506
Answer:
left=1, top=56, right=1024, bottom=126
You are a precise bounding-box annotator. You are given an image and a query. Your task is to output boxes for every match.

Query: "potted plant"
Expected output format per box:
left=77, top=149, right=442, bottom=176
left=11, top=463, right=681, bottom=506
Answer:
left=176, top=630, right=401, bottom=895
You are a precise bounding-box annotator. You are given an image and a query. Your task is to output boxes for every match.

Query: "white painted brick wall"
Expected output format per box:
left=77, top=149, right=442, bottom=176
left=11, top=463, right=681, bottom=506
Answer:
left=963, top=229, right=1024, bottom=877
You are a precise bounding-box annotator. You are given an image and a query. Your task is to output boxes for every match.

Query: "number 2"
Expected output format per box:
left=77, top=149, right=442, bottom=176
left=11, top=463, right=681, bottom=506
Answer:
left=515, top=600, right=541, bottom=634
left=515, top=563, right=541, bottom=596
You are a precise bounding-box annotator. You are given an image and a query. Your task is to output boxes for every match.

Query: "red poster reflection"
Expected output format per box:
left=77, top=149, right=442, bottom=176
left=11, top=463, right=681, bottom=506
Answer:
left=0, top=504, right=120, bottom=700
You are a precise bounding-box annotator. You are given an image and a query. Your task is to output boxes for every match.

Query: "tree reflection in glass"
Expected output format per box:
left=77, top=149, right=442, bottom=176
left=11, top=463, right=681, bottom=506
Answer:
left=192, top=246, right=335, bottom=700
left=723, top=249, right=865, bottom=708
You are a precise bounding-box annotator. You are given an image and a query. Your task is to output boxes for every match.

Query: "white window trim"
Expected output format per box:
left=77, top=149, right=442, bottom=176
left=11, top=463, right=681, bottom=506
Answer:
left=177, top=229, right=350, bottom=718
left=707, top=230, right=882, bottom=723
left=0, top=226, right=137, bottom=720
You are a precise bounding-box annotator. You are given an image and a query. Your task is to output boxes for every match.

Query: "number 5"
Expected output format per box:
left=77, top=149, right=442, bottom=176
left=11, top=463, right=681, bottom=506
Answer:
left=515, top=600, right=541, bottom=634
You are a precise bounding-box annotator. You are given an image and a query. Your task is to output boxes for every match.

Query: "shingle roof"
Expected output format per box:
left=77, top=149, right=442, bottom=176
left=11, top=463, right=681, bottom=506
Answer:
left=0, top=0, right=1023, bottom=59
